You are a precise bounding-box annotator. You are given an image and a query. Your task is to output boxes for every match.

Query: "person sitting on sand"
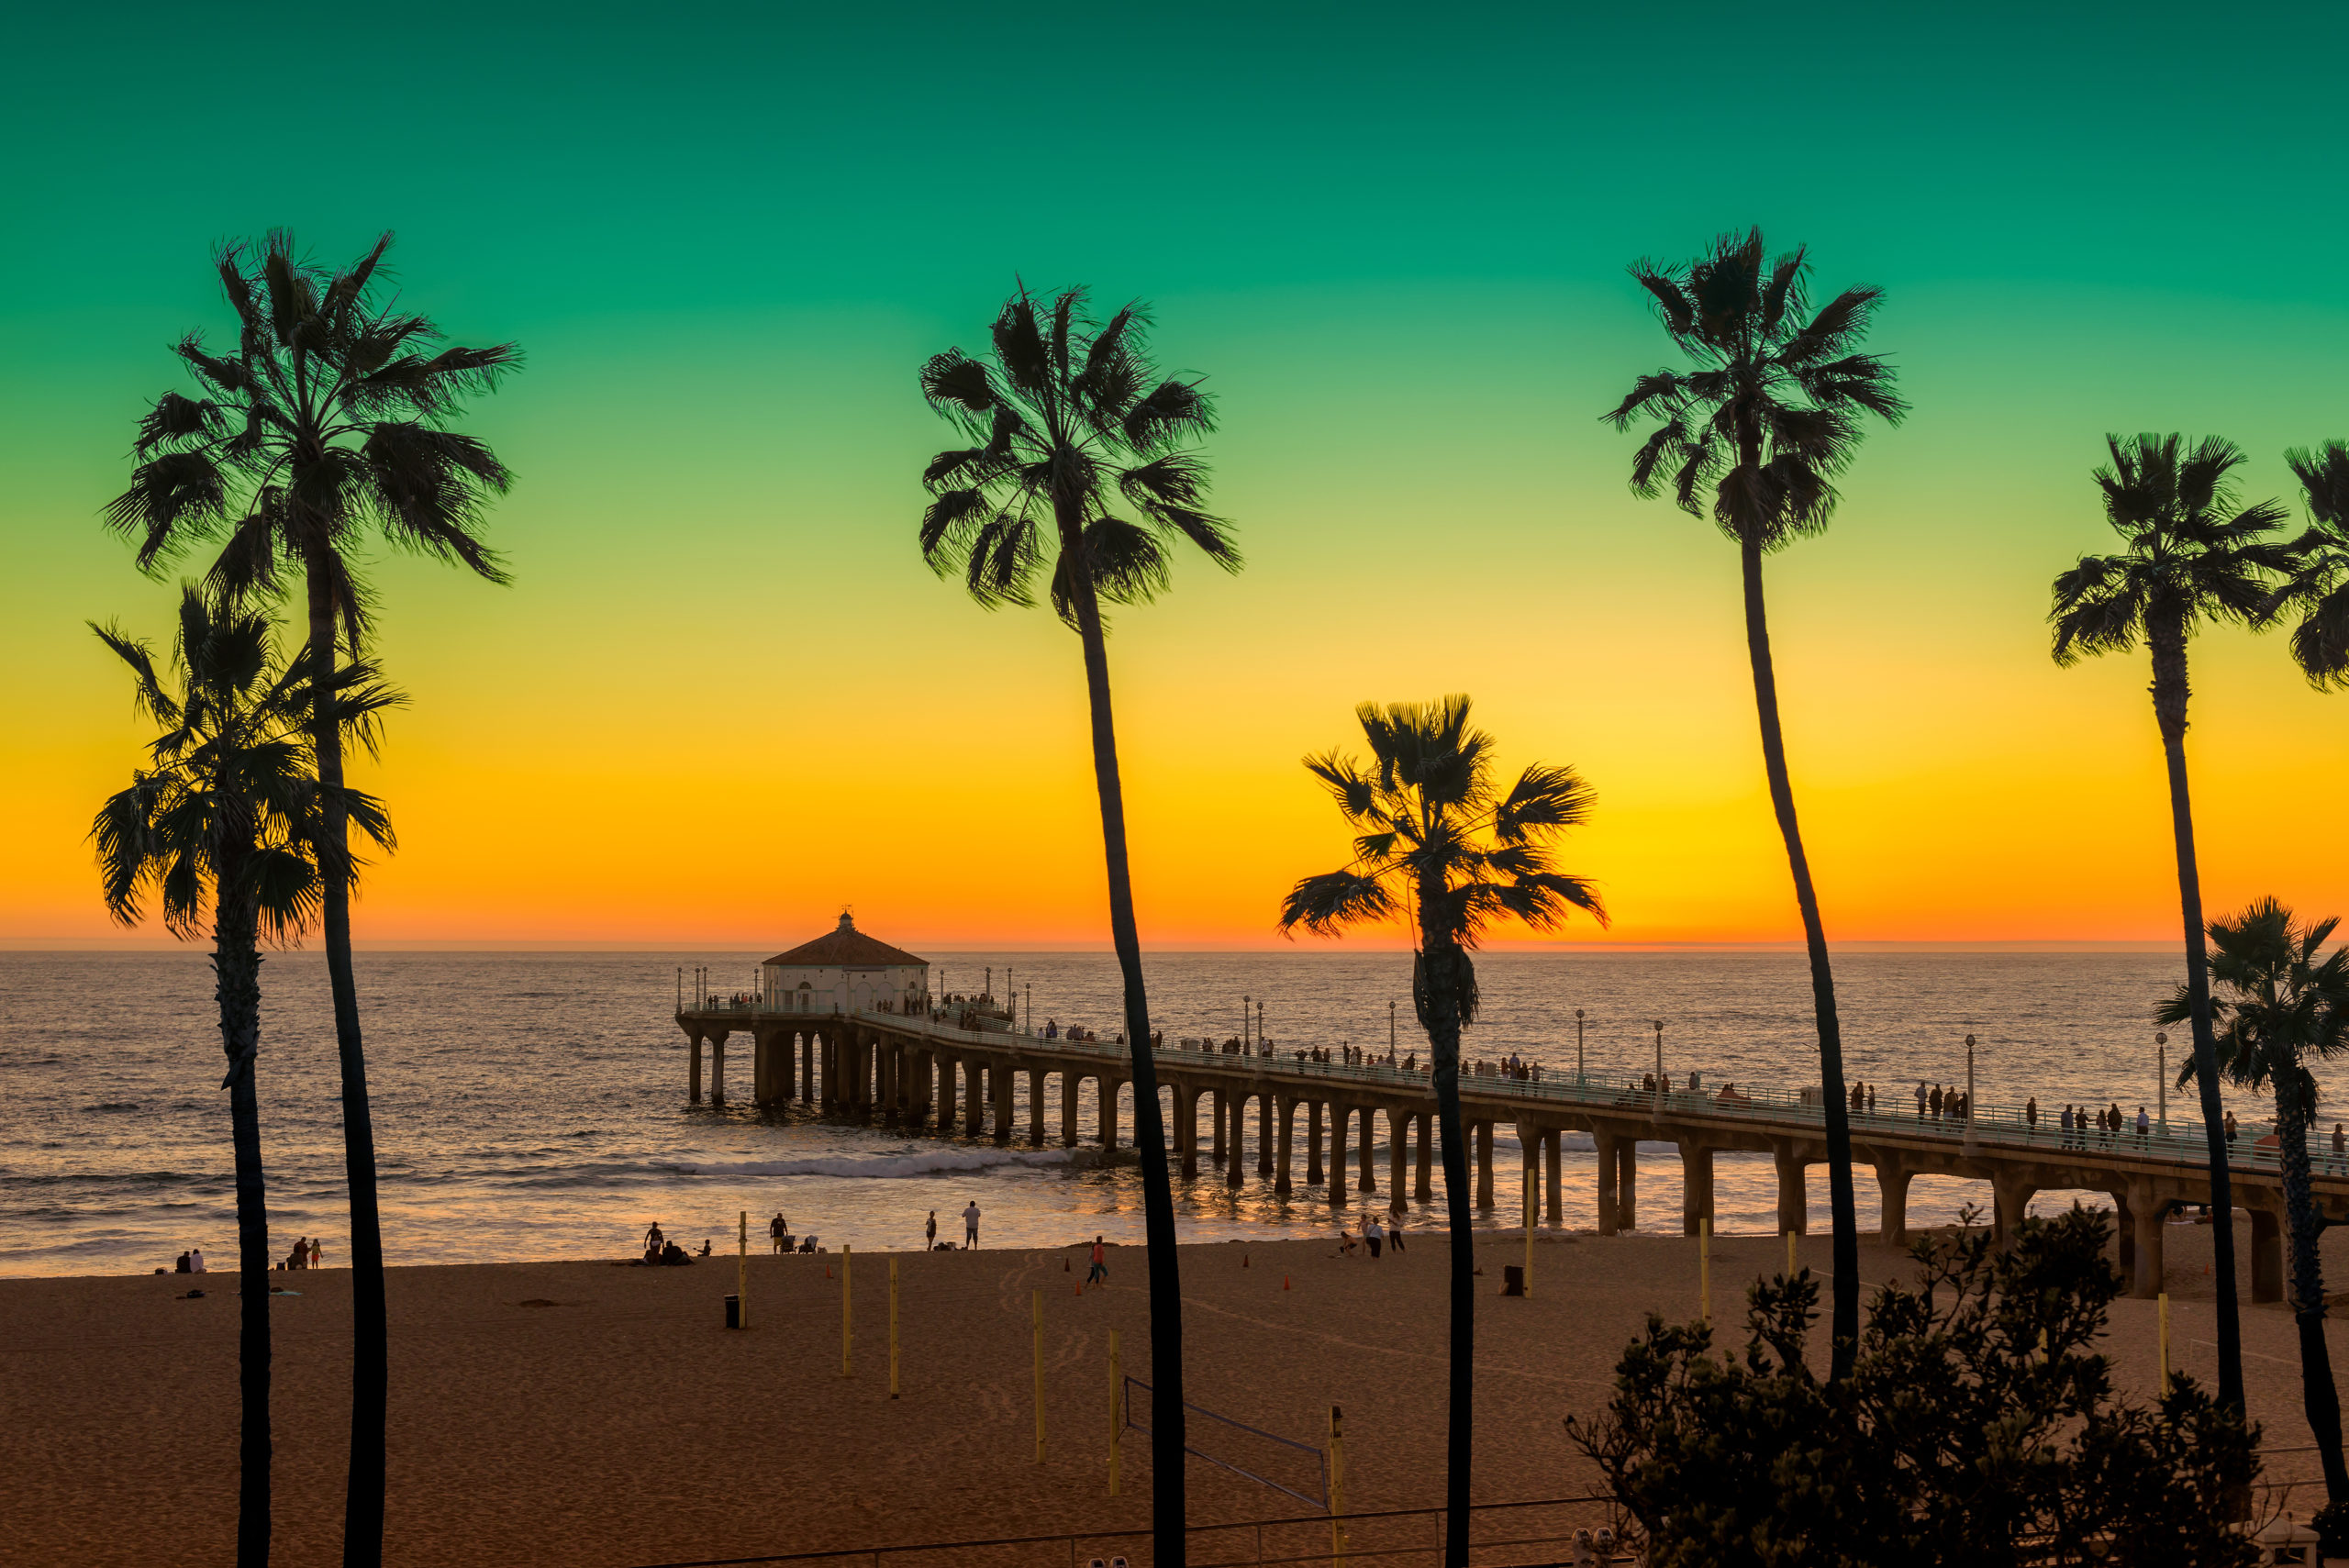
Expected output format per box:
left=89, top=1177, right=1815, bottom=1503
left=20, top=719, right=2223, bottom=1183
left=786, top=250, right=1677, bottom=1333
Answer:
left=698, top=1239, right=712, bottom=1257
left=190, top=1248, right=207, bottom=1273
left=174, top=1250, right=190, bottom=1273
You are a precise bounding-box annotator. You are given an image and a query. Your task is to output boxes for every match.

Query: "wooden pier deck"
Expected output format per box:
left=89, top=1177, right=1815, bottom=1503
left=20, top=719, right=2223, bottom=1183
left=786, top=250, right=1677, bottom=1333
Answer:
left=674, top=1004, right=2349, bottom=1302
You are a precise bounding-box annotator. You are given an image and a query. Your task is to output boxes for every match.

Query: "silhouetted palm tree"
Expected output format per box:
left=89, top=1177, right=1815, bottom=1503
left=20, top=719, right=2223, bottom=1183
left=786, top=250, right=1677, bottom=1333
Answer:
left=918, top=284, right=1238, bottom=1565
left=2159, top=897, right=2349, bottom=1496
left=2052, top=432, right=2292, bottom=1415
left=1280, top=695, right=1605, bottom=1568
left=1603, top=228, right=1904, bottom=1374
left=2275, top=442, right=2349, bottom=688
left=91, top=589, right=396, bottom=1567
left=106, top=229, right=516, bottom=1563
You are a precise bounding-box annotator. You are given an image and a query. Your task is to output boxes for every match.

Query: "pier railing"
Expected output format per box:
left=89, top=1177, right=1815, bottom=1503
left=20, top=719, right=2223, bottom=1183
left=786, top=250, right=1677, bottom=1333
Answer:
left=678, top=1002, right=2333, bottom=1177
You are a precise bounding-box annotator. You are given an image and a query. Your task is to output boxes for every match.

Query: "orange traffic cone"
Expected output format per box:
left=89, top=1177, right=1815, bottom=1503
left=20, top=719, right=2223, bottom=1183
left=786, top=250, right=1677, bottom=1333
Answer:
left=1283, top=1275, right=1291, bottom=1291
left=1243, top=1254, right=1251, bottom=1269
left=825, top=1264, right=832, bottom=1279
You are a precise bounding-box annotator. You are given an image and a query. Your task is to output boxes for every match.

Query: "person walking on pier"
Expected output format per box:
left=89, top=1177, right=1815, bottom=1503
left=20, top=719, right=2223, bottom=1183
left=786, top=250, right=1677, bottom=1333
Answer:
left=2025, top=1096, right=2039, bottom=1134
left=2333, top=1124, right=2345, bottom=1174
left=2136, top=1106, right=2151, bottom=1144
left=1929, top=1084, right=1943, bottom=1121
left=1915, top=1081, right=1928, bottom=1120
left=963, top=1200, right=982, bottom=1248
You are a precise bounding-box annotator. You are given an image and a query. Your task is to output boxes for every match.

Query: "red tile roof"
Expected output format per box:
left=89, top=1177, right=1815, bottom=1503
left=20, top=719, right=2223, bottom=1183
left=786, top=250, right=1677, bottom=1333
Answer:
left=763, top=913, right=928, bottom=970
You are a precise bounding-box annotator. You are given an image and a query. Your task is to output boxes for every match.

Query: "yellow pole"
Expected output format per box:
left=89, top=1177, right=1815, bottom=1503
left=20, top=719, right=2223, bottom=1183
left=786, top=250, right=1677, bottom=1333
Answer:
left=889, top=1257, right=900, bottom=1398
left=1329, top=1403, right=1348, bottom=1567
left=1785, top=1229, right=1797, bottom=1277
left=2159, top=1292, right=2171, bottom=1384
left=841, top=1243, right=852, bottom=1377
left=1108, top=1329, right=1122, bottom=1497
left=1522, top=1181, right=1534, bottom=1297
left=1032, top=1289, right=1045, bottom=1463
left=737, top=1210, right=748, bottom=1329
left=1699, top=1216, right=1711, bottom=1325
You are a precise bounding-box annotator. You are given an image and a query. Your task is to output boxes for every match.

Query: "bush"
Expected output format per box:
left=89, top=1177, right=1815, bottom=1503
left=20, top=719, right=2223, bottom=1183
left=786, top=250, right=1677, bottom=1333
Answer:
left=1568, top=1207, right=2260, bottom=1567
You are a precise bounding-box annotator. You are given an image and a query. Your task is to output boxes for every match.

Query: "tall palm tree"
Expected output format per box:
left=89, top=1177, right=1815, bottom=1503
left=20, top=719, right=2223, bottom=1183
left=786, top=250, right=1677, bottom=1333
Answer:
left=90, top=589, right=396, bottom=1567
left=1603, top=228, right=1905, bottom=1374
left=2050, top=432, right=2292, bottom=1415
left=105, top=229, right=517, bottom=1562
left=1280, top=695, right=1605, bottom=1568
left=918, top=284, right=1239, bottom=1564
left=2275, top=442, right=2349, bottom=688
left=2158, top=897, right=2349, bottom=1497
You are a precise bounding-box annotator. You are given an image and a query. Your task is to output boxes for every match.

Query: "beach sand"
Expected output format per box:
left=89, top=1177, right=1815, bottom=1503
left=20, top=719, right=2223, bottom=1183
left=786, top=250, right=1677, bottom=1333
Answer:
left=5, top=1220, right=2345, bottom=1567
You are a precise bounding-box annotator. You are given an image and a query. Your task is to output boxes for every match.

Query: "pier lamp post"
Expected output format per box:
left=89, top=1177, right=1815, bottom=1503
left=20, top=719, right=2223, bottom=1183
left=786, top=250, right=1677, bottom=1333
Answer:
left=1575, top=1009, right=1586, bottom=1084
left=2156, top=1032, right=2168, bottom=1136
left=1243, top=995, right=1251, bottom=1051
left=1964, top=1035, right=1978, bottom=1154
left=1651, top=1019, right=1664, bottom=1121
left=1389, top=999, right=1397, bottom=1059
left=1257, top=998, right=1265, bottom=1054
left=1026, top=983, right=1032, bottom=1036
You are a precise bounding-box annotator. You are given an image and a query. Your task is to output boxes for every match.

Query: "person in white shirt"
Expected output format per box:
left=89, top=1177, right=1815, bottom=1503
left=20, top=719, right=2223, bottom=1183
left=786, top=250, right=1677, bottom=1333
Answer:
left=1363, top=1216, right=1384, bottom=1260
left=963, top=1201, right=982, bottom=1248
left=189, top=1247, right=207, bottom=1273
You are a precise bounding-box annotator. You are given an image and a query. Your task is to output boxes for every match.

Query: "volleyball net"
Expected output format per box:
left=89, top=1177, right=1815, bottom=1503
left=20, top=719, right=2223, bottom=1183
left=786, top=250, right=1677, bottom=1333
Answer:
left=1122, top=1376, right=1329, bottom=1511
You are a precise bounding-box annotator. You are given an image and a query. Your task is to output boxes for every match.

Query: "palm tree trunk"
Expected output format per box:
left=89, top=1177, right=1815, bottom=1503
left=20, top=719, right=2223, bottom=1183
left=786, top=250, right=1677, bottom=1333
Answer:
left=2275, top=1082, right=2345, bottom=1497
left=306, top=562, right=389, bottom=1564
left=1063, top=549, right=1186, bottom=1568
left=1414, top=931, right=1475, bottom=1568
left=2148, top=623, right=2244, bottom=1415
left=215, top=869, right=272, bottom=1568
left=1737, top=535, right=1860, bottom=1376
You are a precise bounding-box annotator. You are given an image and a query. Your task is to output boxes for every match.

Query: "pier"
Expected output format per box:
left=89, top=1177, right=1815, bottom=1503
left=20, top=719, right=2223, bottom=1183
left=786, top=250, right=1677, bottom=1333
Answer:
left=673, top=1002, right=2349, bottom=1302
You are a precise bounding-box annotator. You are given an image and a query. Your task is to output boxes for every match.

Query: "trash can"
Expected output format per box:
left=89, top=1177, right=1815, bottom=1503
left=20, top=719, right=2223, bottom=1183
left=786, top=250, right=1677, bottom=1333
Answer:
left=1502, top=1265, right=1525, bottom=1297
left=724, top=1293, right=740, bottom=1329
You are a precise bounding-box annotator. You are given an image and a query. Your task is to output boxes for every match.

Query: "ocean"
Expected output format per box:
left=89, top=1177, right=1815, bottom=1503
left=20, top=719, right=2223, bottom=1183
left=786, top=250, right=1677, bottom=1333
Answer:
left=0, top=947, right=2288, bottom=1277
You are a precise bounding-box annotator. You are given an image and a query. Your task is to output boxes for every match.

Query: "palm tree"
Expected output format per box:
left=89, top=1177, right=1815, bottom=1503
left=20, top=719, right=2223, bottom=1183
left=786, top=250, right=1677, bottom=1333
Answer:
left=90, top=589, right=396, bottom=1566
left=918, top=284, right=1239, bottom=1563
left=2158, top=897, right=2349, bottom=1496
left=2275, top=442, right=2349, bottom=688
left=2050, top=432, right=2292, bottom=1415
left=1603, top=228, right=1905, bottom=1374
left=1280, top=695, right=1605, bottom=1568
left=105, top=229, right=517, bottom=1562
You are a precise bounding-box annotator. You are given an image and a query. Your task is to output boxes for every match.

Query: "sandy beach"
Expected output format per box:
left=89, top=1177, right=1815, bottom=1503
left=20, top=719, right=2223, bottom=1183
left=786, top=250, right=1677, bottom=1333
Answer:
left=5, top=1221, right=2344, bottom=1567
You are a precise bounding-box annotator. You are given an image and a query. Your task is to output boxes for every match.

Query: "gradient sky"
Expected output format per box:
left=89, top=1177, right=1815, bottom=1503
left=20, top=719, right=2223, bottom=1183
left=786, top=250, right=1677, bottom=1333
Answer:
left=5, top=2, right=2345, bottom=950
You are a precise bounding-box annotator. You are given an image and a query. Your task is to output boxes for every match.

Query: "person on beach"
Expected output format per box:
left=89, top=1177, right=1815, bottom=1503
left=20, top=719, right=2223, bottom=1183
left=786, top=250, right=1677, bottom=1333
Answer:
left=190, top=1248, right=206, bottom=1273
left=926, top=1210, right=938, bottom=1250
left=174, top=1250, right=190, bottom=1273
left=307, top=1237, right=322, bottom=1268
left=1386, top=1216, right=1405, bottom=1252
left=963, top=1201, right=982, bottom=1248
left=645, top=1221, right=665, bottom=1253
left=1364, top=1215, right=1384, bottom=1260
left=1086, top=1235, right=1108, bottom=1286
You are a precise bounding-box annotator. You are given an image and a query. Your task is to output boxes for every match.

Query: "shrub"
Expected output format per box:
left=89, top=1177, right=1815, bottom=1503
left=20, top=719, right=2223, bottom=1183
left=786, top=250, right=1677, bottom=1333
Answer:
left=1568, top=1207, right=2259, bottom=1567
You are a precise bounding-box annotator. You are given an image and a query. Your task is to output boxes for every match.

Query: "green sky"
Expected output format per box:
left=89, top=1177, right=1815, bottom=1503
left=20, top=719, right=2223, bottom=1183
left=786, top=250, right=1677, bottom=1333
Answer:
left=5, top=2, right=2345, bottom=946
